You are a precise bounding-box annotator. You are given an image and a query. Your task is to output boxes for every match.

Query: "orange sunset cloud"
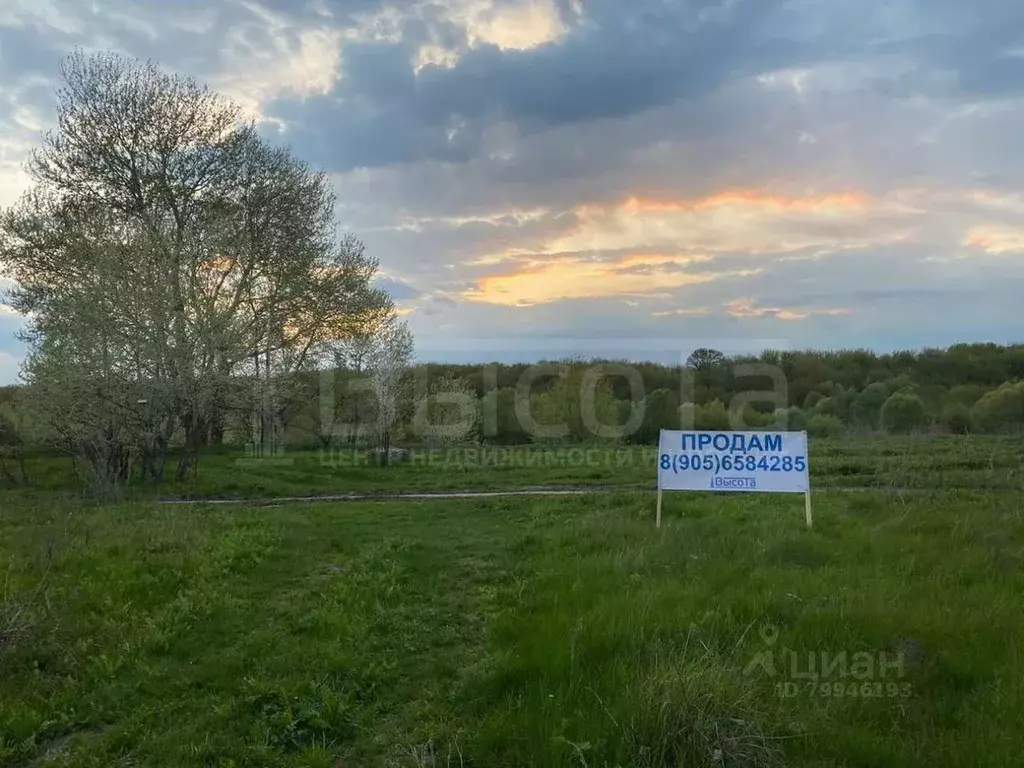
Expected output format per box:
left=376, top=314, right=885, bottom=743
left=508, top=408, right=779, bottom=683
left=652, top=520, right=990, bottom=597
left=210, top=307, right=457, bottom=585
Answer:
left=457, top=188, right=885, bottom=307
left=461, top=252, right=757, bottom=306
left=578, top=189, right=870, bottom=217
left=450, top=185, right=1024, bottom=311
left=539, top=187, right=881, bottom=257
left=963, top=225, right=1024, bottom=255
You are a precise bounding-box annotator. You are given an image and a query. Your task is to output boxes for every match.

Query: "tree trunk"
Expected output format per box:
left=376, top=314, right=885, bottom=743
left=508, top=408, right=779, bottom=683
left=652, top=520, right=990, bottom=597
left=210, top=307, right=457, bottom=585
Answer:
left=176, top=412, right=207, bottom=481
left=0, top=455, right=17, bottom=486
left=208, top=408, right=225, bottom=446
left=17, top=449, right=30, bottom=486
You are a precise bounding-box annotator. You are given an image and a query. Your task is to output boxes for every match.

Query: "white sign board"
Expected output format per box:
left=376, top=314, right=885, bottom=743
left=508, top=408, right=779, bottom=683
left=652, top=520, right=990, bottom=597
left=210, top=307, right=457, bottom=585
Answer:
left=656, top=430, right=812, bottom=527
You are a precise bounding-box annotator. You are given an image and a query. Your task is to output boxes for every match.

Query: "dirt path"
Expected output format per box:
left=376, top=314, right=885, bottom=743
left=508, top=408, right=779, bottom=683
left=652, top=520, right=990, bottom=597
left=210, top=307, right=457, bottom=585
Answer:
left=155, top=484, right=925, bottom=506
left=158, top=486, right=638, bottom=505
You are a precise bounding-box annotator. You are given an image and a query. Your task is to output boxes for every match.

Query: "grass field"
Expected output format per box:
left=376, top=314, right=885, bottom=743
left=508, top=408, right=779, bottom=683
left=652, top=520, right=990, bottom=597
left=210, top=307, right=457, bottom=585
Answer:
left=2, top=437, right=1024, bottom=766
left=10, top=435, right=1024, bottom=501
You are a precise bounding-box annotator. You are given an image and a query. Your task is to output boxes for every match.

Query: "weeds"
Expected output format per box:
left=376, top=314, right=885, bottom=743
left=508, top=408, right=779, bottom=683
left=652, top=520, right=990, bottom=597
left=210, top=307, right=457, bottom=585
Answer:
left=403, top=739, right=465, bottom=768
left=0, top=565, right=48, bottom=656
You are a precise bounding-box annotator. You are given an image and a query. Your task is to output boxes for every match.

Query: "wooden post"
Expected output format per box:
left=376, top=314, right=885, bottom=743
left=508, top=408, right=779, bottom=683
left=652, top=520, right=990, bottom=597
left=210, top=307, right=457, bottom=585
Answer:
left=804, top=489, right=813, bottom=529
left=656, top=486, right=663, bottom=528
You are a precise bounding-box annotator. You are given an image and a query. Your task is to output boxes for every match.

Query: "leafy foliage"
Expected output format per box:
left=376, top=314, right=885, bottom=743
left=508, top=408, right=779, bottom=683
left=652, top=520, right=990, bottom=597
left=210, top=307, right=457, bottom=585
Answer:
left=970, top=382, right=1024, bottom=434
left=807, top=413, right=846, bottom=438
left=881, top=393, right=929, bottom=434
left=636, top=389, right=679, bottom=444
left=530, top=363, right=622, bottom=443
left=411, top=373, right=478, bottom=445
left=941, top=403, right=973, bottom=435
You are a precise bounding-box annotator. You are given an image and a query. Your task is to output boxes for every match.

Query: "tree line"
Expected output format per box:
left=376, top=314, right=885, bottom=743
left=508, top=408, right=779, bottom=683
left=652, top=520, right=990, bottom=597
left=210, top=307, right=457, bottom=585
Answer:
left=3, top=340, right=1023, bottom=484
left=406, top=343, right=1024, bottom=441
left=277, top=343, right=1024, bottom=450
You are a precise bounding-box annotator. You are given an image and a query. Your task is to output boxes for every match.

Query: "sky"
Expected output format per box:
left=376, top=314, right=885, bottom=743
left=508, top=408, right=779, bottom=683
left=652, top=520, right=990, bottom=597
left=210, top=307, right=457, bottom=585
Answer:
left=1, top=0, right=1023, bottom=383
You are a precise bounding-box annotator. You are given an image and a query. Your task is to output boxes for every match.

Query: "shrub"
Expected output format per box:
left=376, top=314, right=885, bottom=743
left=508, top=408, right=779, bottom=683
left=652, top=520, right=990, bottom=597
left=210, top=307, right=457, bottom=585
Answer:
left=850, top=382, right=890, bottom=429
left=814, top=396, right=839, bottom=418
left=0, top=402, right=33, bottom=487
left=941, top=403, right=973, bottom=435
left=772, top=406, right=808, bottom=432
left=634, top=389, right=679, bottom=444
left=947, top=384, right=987, bottom=408
left=803, top=391, right=824, bottom=410
left=678, top=402, right=696, bottom=430
left=531, top=366, right=621, bottom=443
left=411, top=375, right=479, bottom=445
left=481, top=387, right=530, bottom=444
left=806, top=413, right=845, bottom=438
left=970, top=382, right=1024, bottom=434
left=695, top=399, right=731, bottom=431
left=739, top=403, right=773, bottom=429
left=880, top=393, right=928, bottom=434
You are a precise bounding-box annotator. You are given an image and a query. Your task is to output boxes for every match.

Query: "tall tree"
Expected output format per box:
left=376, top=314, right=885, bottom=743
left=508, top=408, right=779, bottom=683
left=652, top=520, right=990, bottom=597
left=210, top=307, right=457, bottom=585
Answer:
left=686, top=348, right=727, bottom=373
left=0, top=51, right=390, bottom=489
left=411, top=373, right=479, bottom=446
left=366, top=316, right=415, bottom=464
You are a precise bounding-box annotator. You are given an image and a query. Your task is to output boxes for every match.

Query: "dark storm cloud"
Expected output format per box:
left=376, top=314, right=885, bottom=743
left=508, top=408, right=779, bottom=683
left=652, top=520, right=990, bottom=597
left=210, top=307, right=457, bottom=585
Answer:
left=261, top=0, right=1024, bottom=174
left=270, top=0, right=812, bottom=171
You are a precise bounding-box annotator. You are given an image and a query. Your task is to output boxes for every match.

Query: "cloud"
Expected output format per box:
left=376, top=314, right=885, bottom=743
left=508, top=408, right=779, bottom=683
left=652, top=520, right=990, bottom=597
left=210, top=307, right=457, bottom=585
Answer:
left=652, top=307, right=712, bottom=318
left=380, top=206, right=553, bottom=234
left=452, top=0, right=568, bottom=52
left=0, top=74, right=50, bottom=207
left=723, top=297, right=852, bottom=321
left=269, top=0, right=804, bottom=172
left=577, top=190, right=871, bottom=216
left=376, top=275, right=423, bottom=300
left=963, top=224, right=1024, bottom=255
left=0, top=0, right=88, bottom=36
left=214, top=2, right=344, bottom=121
left=461, top=251, right=757, bottom=306
left=0, top=0, right=351, bottom=129
left=965, top=188, right=1024, bottom=214
left=451, top=188, right=907, bottom=267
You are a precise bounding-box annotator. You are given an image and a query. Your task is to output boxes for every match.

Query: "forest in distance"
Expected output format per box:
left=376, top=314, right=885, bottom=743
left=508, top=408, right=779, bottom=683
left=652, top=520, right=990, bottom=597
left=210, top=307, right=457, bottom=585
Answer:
left=403, top=341, right=1024, bottom=440
left=3, top=341, right=1024, bottom=475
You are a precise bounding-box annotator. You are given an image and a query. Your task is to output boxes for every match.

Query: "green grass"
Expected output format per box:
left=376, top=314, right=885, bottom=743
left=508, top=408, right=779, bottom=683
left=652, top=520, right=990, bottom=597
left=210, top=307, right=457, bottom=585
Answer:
left=2, top=481, right=1024, bottom=766
left=10, top=435, right=1024, bottom=501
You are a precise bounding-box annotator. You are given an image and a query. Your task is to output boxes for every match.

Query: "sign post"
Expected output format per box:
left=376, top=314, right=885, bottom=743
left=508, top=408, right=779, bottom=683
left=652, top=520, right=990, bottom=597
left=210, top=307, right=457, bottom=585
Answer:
left=657, top=430, right=811, bottom=528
